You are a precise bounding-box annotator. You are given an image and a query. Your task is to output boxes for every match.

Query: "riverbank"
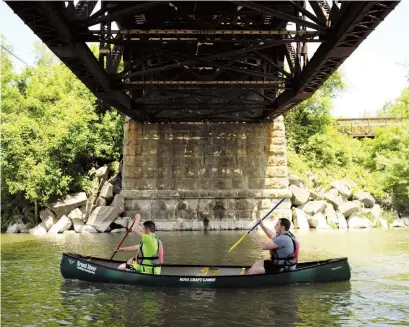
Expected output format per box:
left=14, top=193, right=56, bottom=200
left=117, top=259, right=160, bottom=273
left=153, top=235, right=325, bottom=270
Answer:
left=6, top=166, right=409, bottom=234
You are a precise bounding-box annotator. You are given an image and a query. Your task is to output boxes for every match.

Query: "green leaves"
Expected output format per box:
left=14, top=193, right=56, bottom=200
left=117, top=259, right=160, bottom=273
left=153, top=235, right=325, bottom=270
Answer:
left=285, top=72, right=345, bottom=153
left=286, top=71, right=409, bottom=213
left=1, top=38, right=124, bottom=225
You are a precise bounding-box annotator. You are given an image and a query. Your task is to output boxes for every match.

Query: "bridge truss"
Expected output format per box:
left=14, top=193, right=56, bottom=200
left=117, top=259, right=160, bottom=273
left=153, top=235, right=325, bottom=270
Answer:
left=6, top=1, right=399, bottom=122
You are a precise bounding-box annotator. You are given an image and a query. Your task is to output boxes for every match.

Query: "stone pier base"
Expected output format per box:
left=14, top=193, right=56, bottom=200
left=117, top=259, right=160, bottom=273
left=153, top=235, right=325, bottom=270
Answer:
left=122, top=118, right=291, bottom=231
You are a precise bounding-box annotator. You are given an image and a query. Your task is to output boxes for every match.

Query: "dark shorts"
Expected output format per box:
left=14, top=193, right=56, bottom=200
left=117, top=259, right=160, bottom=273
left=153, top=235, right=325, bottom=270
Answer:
left=263, top=260, right=283, bottom=274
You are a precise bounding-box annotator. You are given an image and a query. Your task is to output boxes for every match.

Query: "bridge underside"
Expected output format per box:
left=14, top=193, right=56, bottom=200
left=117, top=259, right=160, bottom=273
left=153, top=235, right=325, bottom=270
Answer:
left=7, top=1, right=398, bottom=122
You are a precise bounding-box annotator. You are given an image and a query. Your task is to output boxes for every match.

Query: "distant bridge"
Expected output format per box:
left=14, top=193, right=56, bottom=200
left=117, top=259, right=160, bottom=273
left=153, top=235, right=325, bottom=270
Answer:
left=336, top=117, right=403, bottom=138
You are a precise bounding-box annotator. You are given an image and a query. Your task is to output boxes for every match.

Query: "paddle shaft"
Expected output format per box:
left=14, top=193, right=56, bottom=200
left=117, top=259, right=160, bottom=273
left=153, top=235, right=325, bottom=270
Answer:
left=228, top=197, right=286, bottom=253
left=110, top=219, right=137, bottom=260
left=247, top=197, right=286, bottom=234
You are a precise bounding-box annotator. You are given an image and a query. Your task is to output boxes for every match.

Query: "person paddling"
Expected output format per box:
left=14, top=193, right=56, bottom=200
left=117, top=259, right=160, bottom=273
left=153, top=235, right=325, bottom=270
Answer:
left=248, top=218, right=299, bottom=275
left=116, top=214, right=164, bottom=275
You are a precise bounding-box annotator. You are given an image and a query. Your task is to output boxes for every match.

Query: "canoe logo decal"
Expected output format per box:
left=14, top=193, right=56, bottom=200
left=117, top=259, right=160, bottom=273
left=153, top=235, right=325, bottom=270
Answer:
left=179, top=278, right=216, bottom=282
left=331, top=266, right=342, bottom=270
left=68, top=259, right=75, bottom=265
left=76, top=261, right=97, bottom=274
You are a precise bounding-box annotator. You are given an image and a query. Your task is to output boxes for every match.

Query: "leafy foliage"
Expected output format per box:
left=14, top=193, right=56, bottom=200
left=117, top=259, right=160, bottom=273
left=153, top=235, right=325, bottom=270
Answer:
left=1, top=39, right=124, bottom=227
left=285, top=71, right=345, bottom=152
left=286, top=72, right=409, bottom=213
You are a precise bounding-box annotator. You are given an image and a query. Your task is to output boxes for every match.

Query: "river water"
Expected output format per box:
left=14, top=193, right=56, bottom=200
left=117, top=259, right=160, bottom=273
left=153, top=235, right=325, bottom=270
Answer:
left=1, top=229, right=409, bottom=327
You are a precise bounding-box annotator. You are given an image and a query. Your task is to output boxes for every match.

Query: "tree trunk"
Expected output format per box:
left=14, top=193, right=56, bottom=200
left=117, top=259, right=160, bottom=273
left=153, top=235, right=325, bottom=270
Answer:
left=34, top=199, right=38, bottom=225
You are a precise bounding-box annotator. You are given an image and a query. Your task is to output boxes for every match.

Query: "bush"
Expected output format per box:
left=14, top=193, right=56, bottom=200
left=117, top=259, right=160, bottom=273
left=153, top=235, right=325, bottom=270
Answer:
left=0, top=39, right=124, bottom=228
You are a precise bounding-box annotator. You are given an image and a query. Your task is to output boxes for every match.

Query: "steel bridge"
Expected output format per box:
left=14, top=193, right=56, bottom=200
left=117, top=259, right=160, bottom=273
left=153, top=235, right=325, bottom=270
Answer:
left=6, top=1, right=399, bottom=123
left=336, top=117, right=404, bottom=138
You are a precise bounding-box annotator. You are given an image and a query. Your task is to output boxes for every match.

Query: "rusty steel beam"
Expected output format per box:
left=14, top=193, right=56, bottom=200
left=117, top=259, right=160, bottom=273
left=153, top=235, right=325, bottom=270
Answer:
left=121, top=43, right=280, bottom=79
left=83, top=1, right=166, bottom=27
left=231, top=1, right=328, bottom=30
left=145, top=49, right=288, bottom=80
left=5, top=1, right=399, bottom=123
left=119, top=80, right=288, bottom=89
left=5, top=1, right=148, bottom=122
left=289, top=1, right=324, bottom=26
left=260, top=1, right=400, bottom=120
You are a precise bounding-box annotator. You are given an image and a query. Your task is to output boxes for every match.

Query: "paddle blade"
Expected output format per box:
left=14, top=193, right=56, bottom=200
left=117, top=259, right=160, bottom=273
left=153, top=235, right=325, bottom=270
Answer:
left=196, top=267, right=209, bottom=276
left=228, top=233, right=248, bottom=253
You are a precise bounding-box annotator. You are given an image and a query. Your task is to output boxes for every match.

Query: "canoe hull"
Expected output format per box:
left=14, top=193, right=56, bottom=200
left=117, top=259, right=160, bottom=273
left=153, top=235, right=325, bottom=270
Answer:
left=60, top=253, right=351, bottom=288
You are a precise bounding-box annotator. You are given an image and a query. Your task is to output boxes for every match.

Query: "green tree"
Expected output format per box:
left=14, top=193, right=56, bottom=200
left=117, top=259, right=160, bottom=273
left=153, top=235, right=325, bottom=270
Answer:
left=365, top=88, right=409, bottom=211
left=285, top=71, right=345, bottom=153
left=285, top=69, right=409, bottom=213
left=1, top=39, right=124, bottom=228
left=378, top=88, right=409, bottom=118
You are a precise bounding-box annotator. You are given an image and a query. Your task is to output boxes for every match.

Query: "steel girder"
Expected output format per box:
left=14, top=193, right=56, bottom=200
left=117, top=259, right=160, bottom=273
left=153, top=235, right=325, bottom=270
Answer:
left=5, top=1, right=399, bottom=122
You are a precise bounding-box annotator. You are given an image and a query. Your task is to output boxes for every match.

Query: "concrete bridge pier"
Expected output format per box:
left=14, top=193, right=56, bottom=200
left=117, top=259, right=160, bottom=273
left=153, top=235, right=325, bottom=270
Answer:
left=122, top=117, right=292, bottom=231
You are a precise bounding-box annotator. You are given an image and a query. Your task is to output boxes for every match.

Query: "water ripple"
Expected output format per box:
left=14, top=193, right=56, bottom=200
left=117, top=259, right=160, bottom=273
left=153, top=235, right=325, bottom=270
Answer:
left=1, top=230, right=409, bottom=327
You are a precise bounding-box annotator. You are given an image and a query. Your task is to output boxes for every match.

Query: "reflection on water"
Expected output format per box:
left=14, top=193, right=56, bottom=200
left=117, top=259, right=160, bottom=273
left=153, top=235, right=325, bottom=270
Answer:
left=1, top=229, right=409, bottom=326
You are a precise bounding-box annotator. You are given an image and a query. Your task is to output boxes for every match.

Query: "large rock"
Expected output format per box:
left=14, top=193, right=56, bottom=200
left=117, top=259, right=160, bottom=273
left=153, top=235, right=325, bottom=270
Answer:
left=339, top=201, right=361, bottom=218
left=111, top=193, right=125, bottom=215
left=29, top=223, right=48, bottom=235
left=299, top=201, right=326, bottom=216
left=337, top=212, right=348, bottom=229
left=86, top=206, right=117, bottom=232
left=48, top=215, right=72, bottom=234
left=327, top=188, right=339, bottom=197
left=371, top=204, right=382, bottom=219
left=308, top=213, right=331, bottom=229
left=94, top=166, right=109, bottom=181
left=324, top=191, right=342, bottom=210
left=390, top=219, right=407, bottom=228
left=95, top=197, right=107, bottom=207
left=111, top=228, right=127, bottom=233
left=109, top=173, right=122, bottom=195
left=6, top=224, right=20, bottom=233
left=307, top=188, right=324, bottom=200
left=290, top=185, right=310, bottom=206
left=99, top=182, right=114, bottom=200
left=403, top=217, right=409, bottom=226
left=292, top=208, right=309, bottom=230
left=377, top=218, right=388, bottom=228
left=79, top=205, right=87, bottom=217
left=39, top=208, right=58, bottom=231
left=72, top=219, right=83, bottom=233
left=114, top=217, right=133, bottom=229
left=79, top=225, right=98, bottom=233
left=18, top=223, right=29, bottom=233
left=347, top=214, right=373, bottom=228
left=72, top=218, right=99, bottom=233
left=356, top=191, right=376, bottom=208
left=331, top=180, right=352, bottom=199
left=46, top=192, right=87, bottom=218
left=108, top=173, right=118, bottom=185
left=68, top=208, right=83, bottom=220
left=84, top=177, right=100, bottom=220
left=289, top=175, right=304, bottom=188
left=63, top=230, right=76, bottom=234
left=325, top=204, right=339, bottom=227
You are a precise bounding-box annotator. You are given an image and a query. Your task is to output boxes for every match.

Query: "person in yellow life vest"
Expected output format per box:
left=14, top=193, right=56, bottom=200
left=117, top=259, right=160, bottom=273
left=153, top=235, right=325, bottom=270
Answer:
left=116, top=214, right=164, bottom=275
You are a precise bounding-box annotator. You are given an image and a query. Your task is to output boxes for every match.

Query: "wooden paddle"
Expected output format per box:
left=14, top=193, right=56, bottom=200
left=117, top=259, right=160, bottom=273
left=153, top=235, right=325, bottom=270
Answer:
left=227, top=197, right=286, bottom=253
left=110, top=217, right=138, bottom=260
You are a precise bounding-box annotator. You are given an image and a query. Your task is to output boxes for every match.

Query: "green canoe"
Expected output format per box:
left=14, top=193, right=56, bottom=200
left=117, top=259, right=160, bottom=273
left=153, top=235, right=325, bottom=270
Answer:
left=60, top=253, right=351, bottom=288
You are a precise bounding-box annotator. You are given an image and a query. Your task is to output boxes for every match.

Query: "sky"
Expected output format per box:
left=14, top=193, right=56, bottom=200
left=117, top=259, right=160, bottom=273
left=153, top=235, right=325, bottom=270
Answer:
left=1, top=0, right=408, bottom=118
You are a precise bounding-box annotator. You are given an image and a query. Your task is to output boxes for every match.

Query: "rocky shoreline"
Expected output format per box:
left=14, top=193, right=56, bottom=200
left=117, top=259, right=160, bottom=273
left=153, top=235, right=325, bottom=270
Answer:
left=288, top=176, right=408, bottom=230
left=5, top=167, right=409, bottom=234
left=6, top=166, right=132, bottom=234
